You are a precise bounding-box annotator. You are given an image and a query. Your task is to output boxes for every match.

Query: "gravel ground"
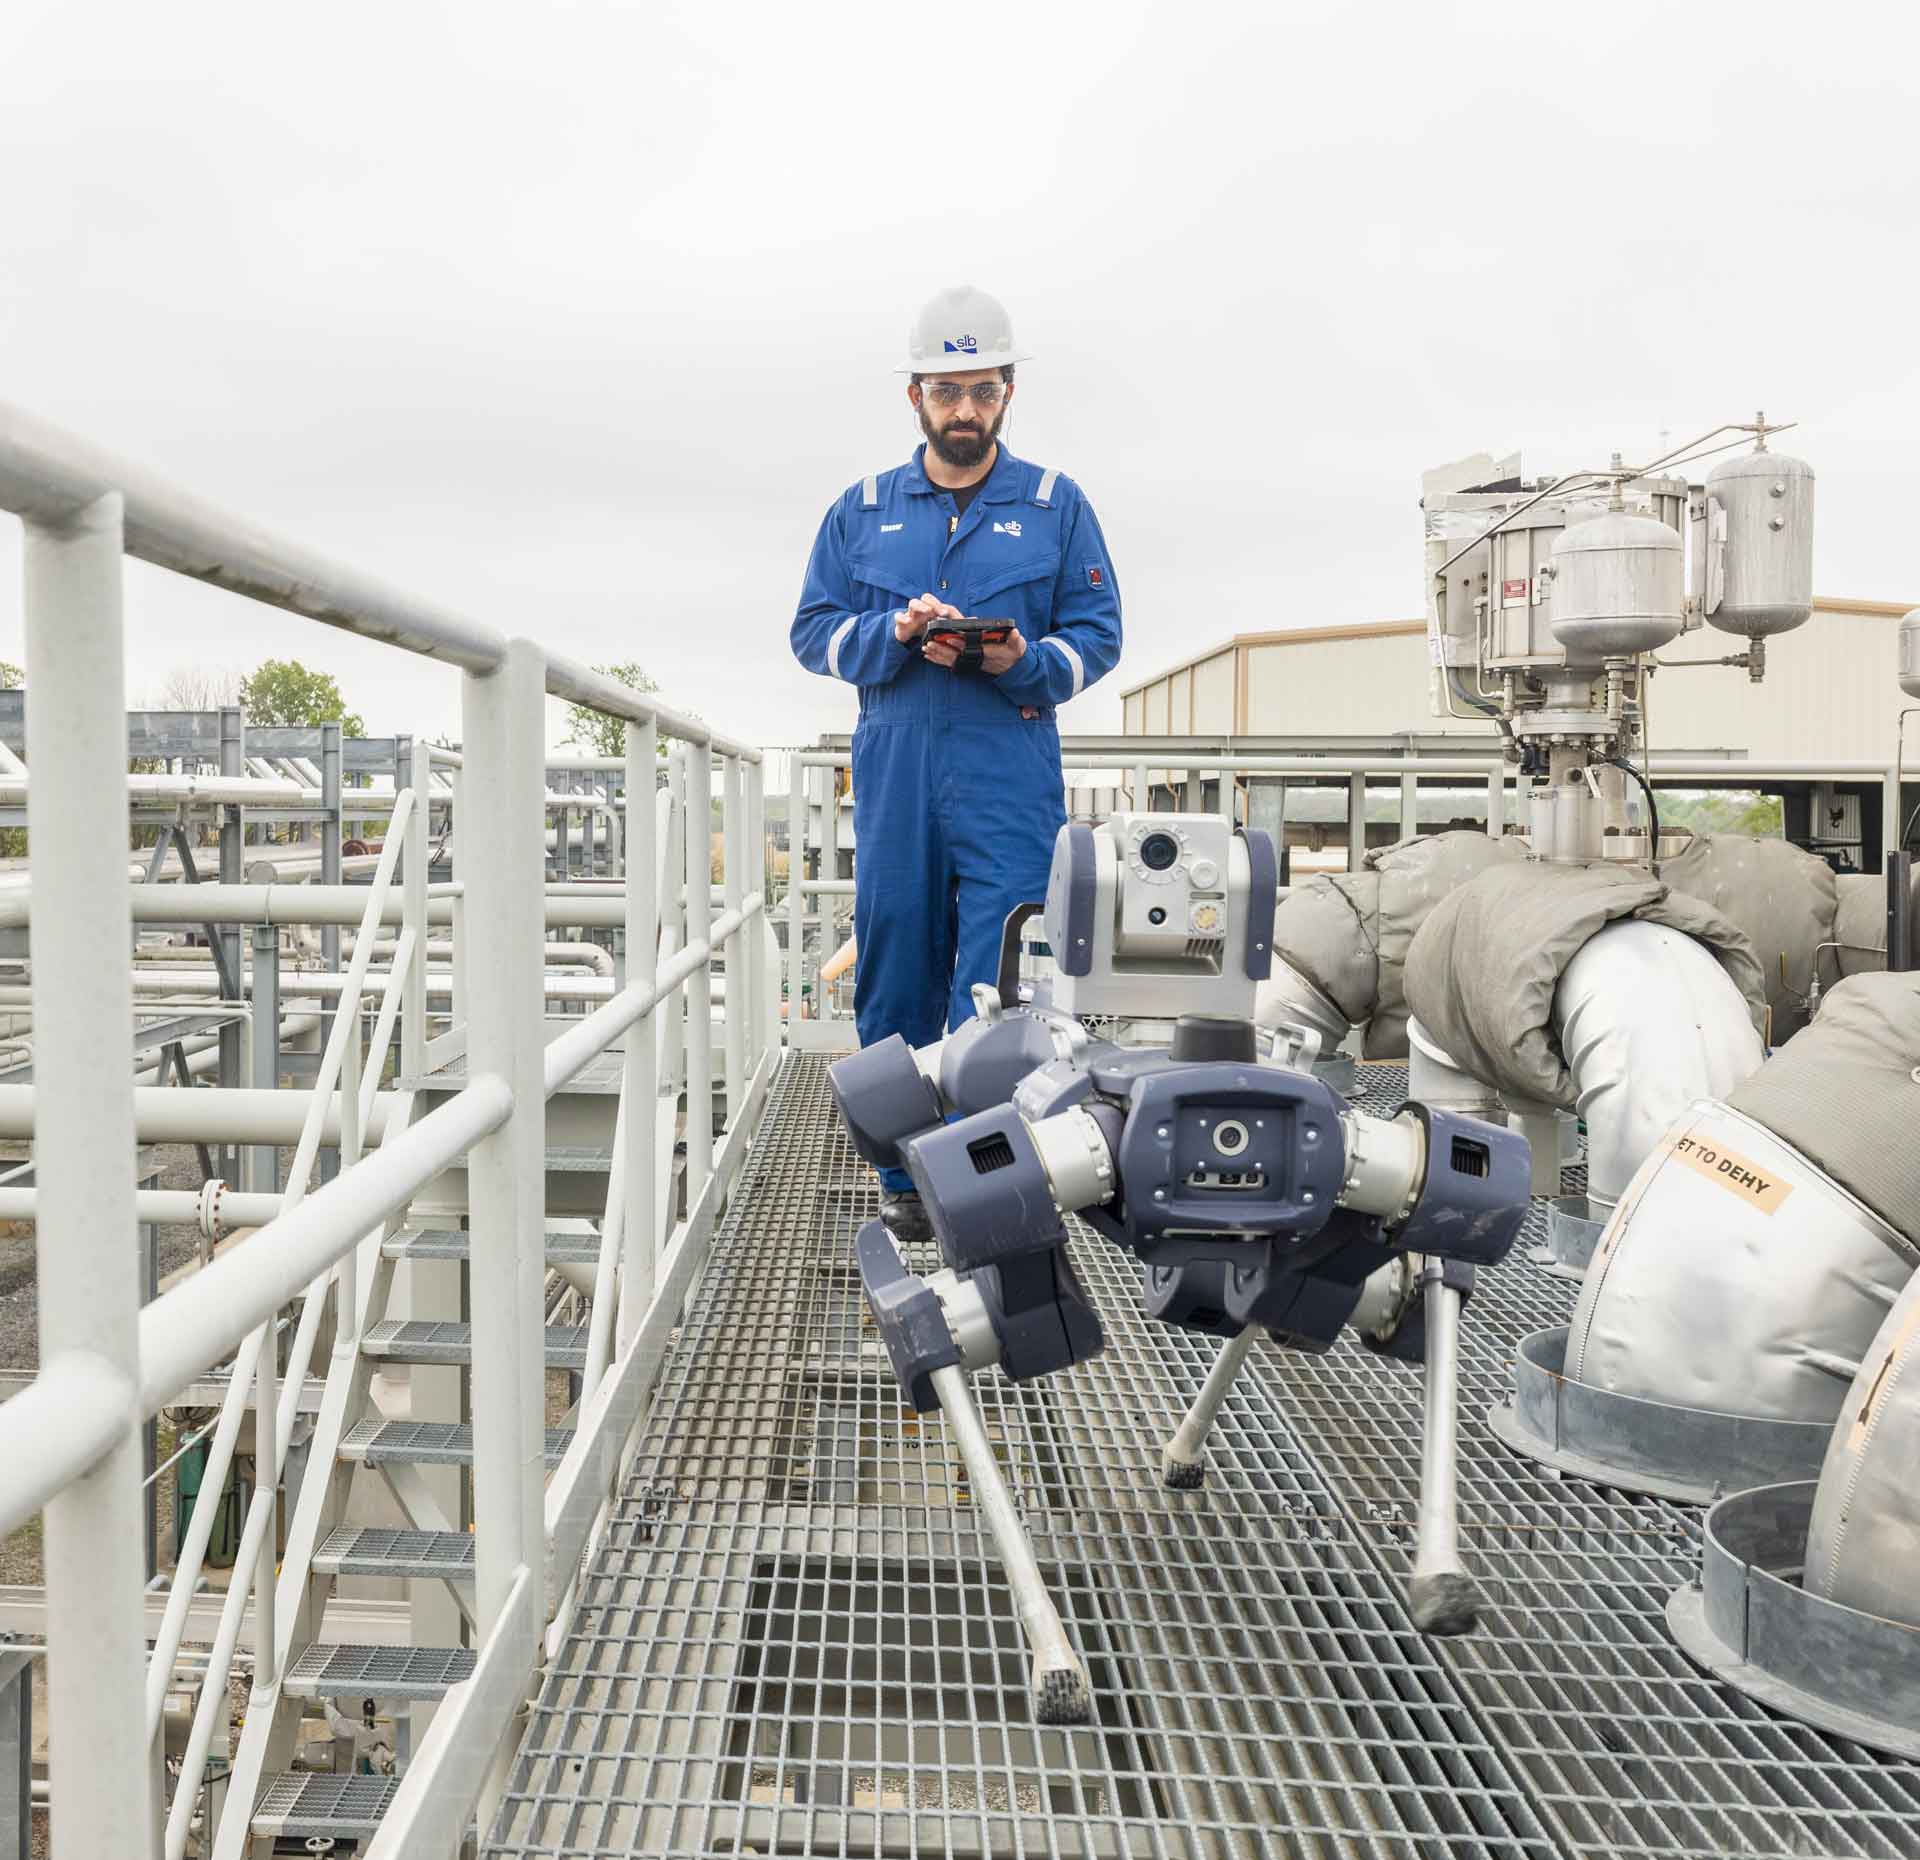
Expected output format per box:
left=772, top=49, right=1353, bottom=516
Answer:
left=0, top=1141, right=213, bottom=1374
left=2, top=1143, right=207, bottom=1584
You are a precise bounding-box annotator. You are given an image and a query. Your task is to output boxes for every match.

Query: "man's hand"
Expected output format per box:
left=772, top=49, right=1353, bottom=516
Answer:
left=981, top=626, right=1027, bottom=677
left=896, top=593, right=962, bottom=662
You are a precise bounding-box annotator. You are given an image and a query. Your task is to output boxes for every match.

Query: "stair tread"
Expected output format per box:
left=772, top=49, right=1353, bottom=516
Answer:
left=252, top=1770, right=400, bottom=1838
left=314, top=1524, right=476, bottom=1578
left=384, top=1225, right=603, bottom=1265
left=341, top=1418, right=574, bottom=1466
left=284, top=1640, right=477, bottom=1700
left=361, top=1318, right=590, bottom=1368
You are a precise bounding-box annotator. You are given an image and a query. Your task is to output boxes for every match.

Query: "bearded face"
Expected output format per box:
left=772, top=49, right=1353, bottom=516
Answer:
left=913, top=372, right=1011, bottom=469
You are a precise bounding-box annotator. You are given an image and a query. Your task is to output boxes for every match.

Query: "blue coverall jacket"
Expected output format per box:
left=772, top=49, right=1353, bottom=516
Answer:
left=791, top=443, right=1123, bottom=1183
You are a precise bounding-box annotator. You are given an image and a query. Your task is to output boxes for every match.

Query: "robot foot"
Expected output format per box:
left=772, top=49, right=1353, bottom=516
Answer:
left=1160, top=1450, right=1207, bottom=1490
left=1409, top=1569, right=1482, bottom=1637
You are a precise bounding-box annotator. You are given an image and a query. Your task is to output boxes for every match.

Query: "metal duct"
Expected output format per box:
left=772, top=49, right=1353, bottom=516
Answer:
left=1406, top=1017, right=1502, bottom=1120
left=1565, top=1100, right=1916, bottom=1423
left=1253, top=954, right=1353, bottom=1055
left=1804, top=1267, right=1920, bottom=1625
left=1554, top=919, right=1766, bottom=1207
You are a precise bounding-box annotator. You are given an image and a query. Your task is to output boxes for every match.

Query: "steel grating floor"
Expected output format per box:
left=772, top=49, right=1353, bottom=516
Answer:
left=488, top=1058, right=1920, bottom=1860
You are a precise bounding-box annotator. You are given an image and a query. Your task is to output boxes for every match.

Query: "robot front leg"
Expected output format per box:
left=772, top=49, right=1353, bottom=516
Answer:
left=925, top=1360, right=1091, bottom=1724
left=855, top=1218, right=1101, bottom=1724
left=1407, top=1261, right=1478, bottom=1634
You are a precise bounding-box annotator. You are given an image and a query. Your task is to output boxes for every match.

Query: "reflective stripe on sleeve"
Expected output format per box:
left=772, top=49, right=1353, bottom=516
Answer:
left=1042, top=635, right=1085, bottom=697
left=1035, top=467, right=1059, bottom=505
left=862, top=475, right=879, bottom=507
left=827, top=615, right=860, bottom=680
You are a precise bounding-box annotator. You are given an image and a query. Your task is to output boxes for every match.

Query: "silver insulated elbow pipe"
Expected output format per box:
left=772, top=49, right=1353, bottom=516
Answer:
left=1553, top=918, right=1765, bottom=1210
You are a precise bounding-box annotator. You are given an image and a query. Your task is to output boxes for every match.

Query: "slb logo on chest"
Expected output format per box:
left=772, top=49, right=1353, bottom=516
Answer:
left=992, top=520, right=1022, bottom=537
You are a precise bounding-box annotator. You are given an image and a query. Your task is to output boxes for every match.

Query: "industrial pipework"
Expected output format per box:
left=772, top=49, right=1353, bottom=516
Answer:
left=1426, top=414, right=1816, bottom=862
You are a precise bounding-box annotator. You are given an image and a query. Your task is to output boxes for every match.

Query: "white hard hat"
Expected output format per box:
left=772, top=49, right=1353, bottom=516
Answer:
left=896, top=284, right=1032, bottom=374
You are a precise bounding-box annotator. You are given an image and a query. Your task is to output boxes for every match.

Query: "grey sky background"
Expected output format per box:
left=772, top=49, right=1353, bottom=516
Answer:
left=2, top=0, right=1916, bottom=751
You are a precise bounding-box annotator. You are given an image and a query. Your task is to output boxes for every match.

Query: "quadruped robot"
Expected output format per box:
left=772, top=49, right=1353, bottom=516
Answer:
left=829, top=815, right=1531, bottom=1722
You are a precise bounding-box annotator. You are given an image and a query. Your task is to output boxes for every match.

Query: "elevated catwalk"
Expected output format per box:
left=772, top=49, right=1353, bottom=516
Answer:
left=486, top=1059, right=1920, bottom=1860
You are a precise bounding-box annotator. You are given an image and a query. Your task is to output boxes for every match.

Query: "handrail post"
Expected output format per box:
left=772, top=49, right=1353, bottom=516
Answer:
left=685, top=741, right=714, bottom=1207
left=450, top=763, right=468, bottom=1034
left=619, top=714, right=659, bottom=1348
left=661, top=745, right=688, bottom=1107
left=721, top=754, right=746, bottom=1129
left=24, top=489, right=157, bottom=1859
left=399, top=732, right=429, bottom=1078
left=318, top=720, right=343, bottom=1183
left=248, top=922, right=280, bottom=1191
left=787, top=750, right=804, bottom=1034
left=749, top=760, right=775, bottom=1066
left=459, top=643, right=547, bottom=1822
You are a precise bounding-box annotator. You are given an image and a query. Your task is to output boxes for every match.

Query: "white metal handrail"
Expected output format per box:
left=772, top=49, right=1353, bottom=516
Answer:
left=0, top=395, right=784, bottom=1860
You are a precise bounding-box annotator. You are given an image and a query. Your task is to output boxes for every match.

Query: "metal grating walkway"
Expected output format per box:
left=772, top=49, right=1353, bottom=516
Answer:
left=487, top=1057, right=1920, bottom=1860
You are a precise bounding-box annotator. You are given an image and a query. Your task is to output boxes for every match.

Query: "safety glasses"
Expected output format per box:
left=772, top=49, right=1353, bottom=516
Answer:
left=920, top=381, right=1007, bottom=407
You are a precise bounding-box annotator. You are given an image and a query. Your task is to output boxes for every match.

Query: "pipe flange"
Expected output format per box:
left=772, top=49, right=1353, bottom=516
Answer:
left=198, top=1177, right=229, bottom=1242
left=1489, top=1325, right=1834, bottom=1504
left=1510, top=707, right=1622, bottom=742
left=1668, top=1481, right=1920, bottom=1760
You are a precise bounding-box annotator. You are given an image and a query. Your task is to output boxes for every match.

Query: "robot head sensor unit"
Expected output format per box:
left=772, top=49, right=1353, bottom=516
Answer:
left=1040, top=813, right=1275, bottom=1022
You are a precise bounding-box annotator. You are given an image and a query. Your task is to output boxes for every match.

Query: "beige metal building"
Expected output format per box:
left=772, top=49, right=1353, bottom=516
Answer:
left=1119, top=597, right=1913, bottom=762
left=1109, top=597, right=1916, bottom=874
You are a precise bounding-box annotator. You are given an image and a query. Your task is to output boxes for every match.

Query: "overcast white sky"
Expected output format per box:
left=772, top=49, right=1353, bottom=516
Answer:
left=2, top=0, right=1917, bottom=750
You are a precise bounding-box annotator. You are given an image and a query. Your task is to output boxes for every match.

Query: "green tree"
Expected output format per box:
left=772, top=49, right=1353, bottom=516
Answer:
left=561, top=661, right=670, bottom=759
left=238, top=658, right=366, bottom=737
left=0, top=663, right=20, bottom=690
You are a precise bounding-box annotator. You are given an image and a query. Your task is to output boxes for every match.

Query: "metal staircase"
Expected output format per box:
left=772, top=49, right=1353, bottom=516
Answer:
left=214, top=1029, right=671, bottom=1854
left=202, top=755, right=713, bottom=1856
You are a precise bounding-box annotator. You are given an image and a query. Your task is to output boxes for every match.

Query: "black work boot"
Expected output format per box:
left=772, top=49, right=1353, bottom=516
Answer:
left=879, top=1190, right=934, bottom=1243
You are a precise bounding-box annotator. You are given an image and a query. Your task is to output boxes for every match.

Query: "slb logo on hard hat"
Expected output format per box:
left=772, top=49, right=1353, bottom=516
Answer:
left=943, top=334, right=978, bottom=355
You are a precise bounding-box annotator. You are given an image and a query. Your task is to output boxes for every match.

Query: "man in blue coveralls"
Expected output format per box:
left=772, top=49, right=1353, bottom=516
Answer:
left=791, top=284, right=1124, bottom=1240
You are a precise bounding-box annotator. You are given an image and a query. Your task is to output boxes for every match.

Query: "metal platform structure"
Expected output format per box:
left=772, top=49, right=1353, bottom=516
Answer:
left=486, top=1059, right=1920, bottom=1860
left=3, top=393, right=1918, bottom=1860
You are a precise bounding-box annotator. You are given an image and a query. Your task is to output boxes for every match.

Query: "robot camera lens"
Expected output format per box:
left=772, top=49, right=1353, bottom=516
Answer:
left=1148, top=906, right=1167, bottom=925
left=1139, top=832, right=1180, bottom=872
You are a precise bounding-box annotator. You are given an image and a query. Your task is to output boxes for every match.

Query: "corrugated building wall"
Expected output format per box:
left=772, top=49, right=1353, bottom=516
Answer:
left=1121, top=600, right=1912, bottom=759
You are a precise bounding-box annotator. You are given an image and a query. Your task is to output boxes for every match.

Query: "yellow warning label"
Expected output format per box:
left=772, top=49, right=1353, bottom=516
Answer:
left=1667, top=1131, right=1795, bottom=1214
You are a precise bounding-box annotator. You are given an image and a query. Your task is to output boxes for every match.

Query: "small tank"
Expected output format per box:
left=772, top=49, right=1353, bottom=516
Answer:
left=1706, top=446, right=1815, bottom=638
left=1900, top=609, right=1920, bottom=698
left=1547, top=505, right=1684, bottom=663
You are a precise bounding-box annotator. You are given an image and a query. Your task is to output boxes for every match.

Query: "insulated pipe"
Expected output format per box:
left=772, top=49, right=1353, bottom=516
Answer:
left=0, top=1186, right=287, bottom=1230
left=0, top=884, right=628, bottom=931
left=346, top=936, right=615, bottom=976
left=123, top=967, right=617, bottom=1003
left=0, top=1082, right=401, bottom=1144
left=0, top=772, right=308, bottom=807
left=1253, top=954, right=1353, bottom=1056
left=1565, top=1099, right=1915, bottom=1422
left=1406, top=1019, right=1503, bottom=1121
left=1554, top=920, right=1766, bottom=1207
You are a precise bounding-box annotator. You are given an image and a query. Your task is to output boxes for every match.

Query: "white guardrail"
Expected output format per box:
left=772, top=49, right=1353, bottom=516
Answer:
left=0, top=398, right=777, bottom=1858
